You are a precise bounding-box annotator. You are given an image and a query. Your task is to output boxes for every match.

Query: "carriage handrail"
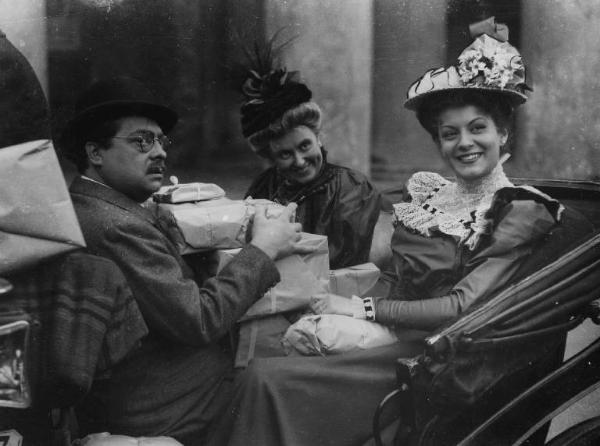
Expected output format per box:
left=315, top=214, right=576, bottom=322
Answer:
left=426, top=232, right=600, bottom=348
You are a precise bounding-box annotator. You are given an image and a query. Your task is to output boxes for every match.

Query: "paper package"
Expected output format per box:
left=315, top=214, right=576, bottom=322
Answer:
left=153, top=182, right=225, bottom=204
left=152, top=198, right=250, bottom=254
left=213, top=232, right=329, bottom=320
left=151, top=197, right=292, bottom=254
left=0, top=140, right=86, bottom=274
left=234, top=314, right=292, bottom=368
left=282, top=314, right=399, bottom=356
left=328, top=263, right=381, bottom=298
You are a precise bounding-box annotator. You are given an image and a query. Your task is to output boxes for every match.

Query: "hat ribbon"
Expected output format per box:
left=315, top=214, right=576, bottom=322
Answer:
left=469, top=16, right=509, bottom=42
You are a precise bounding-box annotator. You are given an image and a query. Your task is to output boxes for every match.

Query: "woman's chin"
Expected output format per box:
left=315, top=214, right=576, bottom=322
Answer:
left=288, top=170, right=317, bottom=185
left=452, top=163, right=493, bottom=182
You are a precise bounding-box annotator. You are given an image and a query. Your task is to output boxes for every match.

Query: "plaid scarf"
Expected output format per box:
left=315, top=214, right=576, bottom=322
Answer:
left=4, top=251, right=148, bottom=408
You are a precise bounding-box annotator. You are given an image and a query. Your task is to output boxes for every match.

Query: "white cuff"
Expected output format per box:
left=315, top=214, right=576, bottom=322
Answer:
left=363, top=297, right=376, bottom=321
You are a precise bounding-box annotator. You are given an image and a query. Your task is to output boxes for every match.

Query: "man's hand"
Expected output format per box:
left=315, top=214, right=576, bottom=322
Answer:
left=310, top=293, right=365, bottom=318
left=250, top=203, right=316, bottom=260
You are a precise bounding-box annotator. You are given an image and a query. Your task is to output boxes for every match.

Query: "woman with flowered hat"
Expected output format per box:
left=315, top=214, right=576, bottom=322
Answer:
left=311, top=16, right=564, bottom=329
left=207, top=19, right=564, bottom=446
left=240, top=44, right=382, bottom=269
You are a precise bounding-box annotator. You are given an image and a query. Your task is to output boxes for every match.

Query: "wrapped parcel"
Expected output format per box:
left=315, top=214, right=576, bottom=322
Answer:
left=153, top=182, right=225, bottom=204
left=282, top=314, right=399, bottom=356
left=213, top=232, right=329, bottom=320
left=328, top=263, right=380, bottom=298
left=234, top=314, right=291, bottom=368
left=151, top=196, right=291, bottom=254
left=0, top=140, right=85, bottom=274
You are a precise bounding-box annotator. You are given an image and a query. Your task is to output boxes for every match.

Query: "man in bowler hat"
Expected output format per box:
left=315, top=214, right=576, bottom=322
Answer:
left=61, top=77, right=308, bottom=444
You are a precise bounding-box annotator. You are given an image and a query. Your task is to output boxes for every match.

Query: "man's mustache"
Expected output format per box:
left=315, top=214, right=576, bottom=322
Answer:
left=147, top=162, right=166, bottom=174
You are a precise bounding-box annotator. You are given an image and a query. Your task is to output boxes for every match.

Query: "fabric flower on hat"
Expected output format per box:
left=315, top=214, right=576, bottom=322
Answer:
left=457, top=34, right=526, bottom=90
left=404, top=17, right=531, bottom=110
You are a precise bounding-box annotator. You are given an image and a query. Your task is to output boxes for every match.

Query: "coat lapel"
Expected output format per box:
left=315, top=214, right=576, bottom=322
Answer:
left=70, top=176, right=159, bottom=228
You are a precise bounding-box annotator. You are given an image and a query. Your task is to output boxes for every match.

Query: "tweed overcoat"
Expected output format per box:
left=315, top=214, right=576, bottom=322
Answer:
left=69, top=176, right=280, bottom=443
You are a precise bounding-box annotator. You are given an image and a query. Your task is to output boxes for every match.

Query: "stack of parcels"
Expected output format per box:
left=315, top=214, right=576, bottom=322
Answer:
left=211, top=233, right=329, bottom=367
left=281, top=263, right=397, bottom=356
left=149, top=182, right=289, bottom=254
left=229, top=259, right=383, bottom=367
left=213, top=233, right=330, bottom=320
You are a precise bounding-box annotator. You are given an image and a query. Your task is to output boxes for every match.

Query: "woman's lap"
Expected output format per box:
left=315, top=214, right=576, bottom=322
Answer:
left=209, top=337, right=424, bottom=446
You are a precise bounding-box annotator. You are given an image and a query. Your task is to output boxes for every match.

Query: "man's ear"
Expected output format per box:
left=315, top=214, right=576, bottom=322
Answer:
left=85, top=142, right=103, bottom=167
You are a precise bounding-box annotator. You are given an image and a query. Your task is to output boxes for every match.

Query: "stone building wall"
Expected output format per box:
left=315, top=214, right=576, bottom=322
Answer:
left=512, top=0, right=600, bottom=180
left=265, top=0, right=373, bottom=174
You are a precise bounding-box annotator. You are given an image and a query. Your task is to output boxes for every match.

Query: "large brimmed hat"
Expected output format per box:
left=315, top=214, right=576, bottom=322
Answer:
left=404, top=17, right=531, bottom=111
left=0, top=30, right=51, bottom=148
left=61, top=77, right=178, bottom=147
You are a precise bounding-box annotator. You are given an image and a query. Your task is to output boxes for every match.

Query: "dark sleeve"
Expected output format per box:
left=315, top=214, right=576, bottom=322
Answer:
left=100, top=222, right=280, bottom=346
left=244, top=168, right=275, bottom=200
left=327, top=169, right=382, bottom=269
left=374, top=200, right=558, bottom=330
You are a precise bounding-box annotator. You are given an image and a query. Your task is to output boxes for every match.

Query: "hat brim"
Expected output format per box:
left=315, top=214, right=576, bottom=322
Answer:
left=404, top=86, right=527, bottom=111
left=62, top=100, right=179, bottom=143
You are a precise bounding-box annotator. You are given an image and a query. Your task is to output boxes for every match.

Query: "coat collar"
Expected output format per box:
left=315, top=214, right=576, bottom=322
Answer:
left=271, top=162, right=337, bottom=204
left=70, top=176, right=157, bottom=227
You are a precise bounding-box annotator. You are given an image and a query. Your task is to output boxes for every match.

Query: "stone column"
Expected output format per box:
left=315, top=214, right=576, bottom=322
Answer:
left=371, top=0, right=448, bottom=188
left=264, top=0, right=373, bottom=175
left=514, top=0, right=600, bottom=180
left=0, top=0, right=47, bottom=93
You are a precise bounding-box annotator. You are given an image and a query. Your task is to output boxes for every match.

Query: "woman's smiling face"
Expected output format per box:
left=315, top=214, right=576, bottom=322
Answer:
left=436, top=104, right=507, bottom=182
left=269, top=125, right=323, bottom=185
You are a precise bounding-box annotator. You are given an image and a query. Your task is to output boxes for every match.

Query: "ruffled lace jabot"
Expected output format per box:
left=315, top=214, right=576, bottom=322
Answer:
left=393, top=165, right=514, bottom=250
left=455, top=163, right=512, bottom=195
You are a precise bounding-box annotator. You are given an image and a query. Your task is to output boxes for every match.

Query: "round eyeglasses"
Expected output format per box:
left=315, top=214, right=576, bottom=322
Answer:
left=112, top=132, right=172, bottom=153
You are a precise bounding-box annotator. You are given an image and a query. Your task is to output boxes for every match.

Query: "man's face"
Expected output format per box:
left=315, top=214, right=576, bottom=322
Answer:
left=88, top=116, right=167, bottom=202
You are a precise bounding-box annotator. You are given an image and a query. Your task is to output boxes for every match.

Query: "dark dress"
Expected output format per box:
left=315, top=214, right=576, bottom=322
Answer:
left=207, top=170, right=563, bottom=446
left=246, top=161, right=382, bottom=269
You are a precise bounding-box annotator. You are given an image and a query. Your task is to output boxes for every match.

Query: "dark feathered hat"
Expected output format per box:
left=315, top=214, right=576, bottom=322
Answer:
left=239, top=31, right=312, bottom=139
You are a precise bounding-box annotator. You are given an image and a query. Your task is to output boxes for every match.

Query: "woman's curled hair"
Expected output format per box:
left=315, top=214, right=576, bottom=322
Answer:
left=247, top=101, right=322, bottom=156
left=416, top=90, right=515, bottom=144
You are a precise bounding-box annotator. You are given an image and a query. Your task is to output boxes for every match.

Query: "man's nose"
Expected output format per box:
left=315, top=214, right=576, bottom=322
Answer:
left=151, top=141, right=167, bottom=159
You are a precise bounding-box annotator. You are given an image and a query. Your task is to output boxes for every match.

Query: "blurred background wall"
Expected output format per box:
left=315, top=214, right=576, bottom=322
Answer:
left=3, top=0, right=600, bottom=190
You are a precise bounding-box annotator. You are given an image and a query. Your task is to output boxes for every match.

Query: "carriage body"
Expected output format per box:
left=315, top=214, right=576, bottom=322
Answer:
left=375, top=178, right=600, bottom=446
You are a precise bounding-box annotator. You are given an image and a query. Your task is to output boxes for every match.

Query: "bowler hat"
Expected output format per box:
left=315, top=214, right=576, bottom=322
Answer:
left=61, top=77, right=178, bottom=150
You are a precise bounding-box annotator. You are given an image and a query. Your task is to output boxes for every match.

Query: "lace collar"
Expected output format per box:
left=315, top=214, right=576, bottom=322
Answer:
left=393, top=165, right=514, bottom=250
